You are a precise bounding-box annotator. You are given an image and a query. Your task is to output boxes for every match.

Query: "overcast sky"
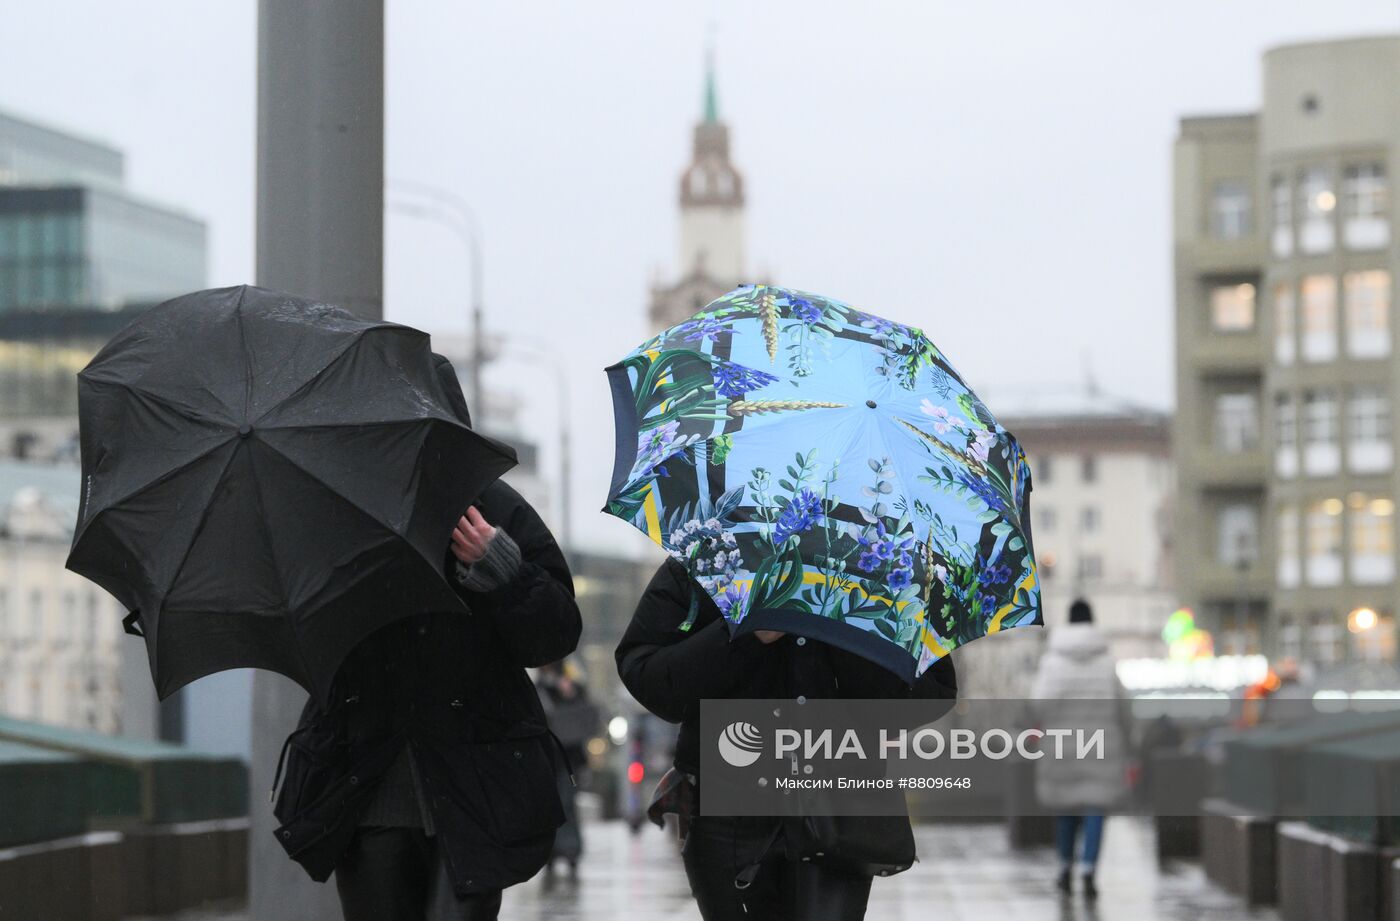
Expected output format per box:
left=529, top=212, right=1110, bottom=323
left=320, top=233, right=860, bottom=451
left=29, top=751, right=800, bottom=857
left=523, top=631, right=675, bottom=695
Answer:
left=4, top=1, right=1400, bottom=551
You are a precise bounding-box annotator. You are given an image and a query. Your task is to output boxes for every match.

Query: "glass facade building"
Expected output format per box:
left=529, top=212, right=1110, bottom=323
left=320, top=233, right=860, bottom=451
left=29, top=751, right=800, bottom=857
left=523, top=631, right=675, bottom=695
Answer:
left=0, top=186, right=205, bottom=313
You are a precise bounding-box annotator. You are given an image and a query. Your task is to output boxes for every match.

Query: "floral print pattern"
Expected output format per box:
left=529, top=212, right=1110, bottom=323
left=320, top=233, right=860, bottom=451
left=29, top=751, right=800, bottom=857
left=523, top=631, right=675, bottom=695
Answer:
left=605, top=285, right=1041, bottom=681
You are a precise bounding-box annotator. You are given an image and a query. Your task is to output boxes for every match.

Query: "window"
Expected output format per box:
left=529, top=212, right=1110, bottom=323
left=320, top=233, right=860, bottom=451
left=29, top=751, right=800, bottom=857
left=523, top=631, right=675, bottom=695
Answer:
left=1305, top=498, right=1344, bottom=586
left=1299, top=166, right=1336, bottom=254
left=1343, top=162, right=1389, bottom=250
left=61, top=592, right=75, bottom=646
left=1272, top=173, right=1293, bottom=257
left=1037, top=508, right=1057, bottom=533
left=28, top=590, right=42, bottom=644
left=1211, top=283, right=1256, bottom=331
left=0, top=587, right=7, bottom=640
left=1214, top=393, right=1260, bottom=454
left=1081, top=507, right=1100, bottom=532
left=1343, top=270, right=1391, bottom=358
left=1081, top=456, right=1097, bottom=483
left=1312, top=612, right=1344, bottom=665
left=1038, top=457, right=1053, bottom=485
left=1218, top=503, right=1260, bottom=567
left=1352, top=612, right=1398, bottom=663
left=1275, top=392, right=1298, bottom=478
left=1277, top=505, right=1300, bottom=587
left=1278, top=613, right=1303, bottom=662
left=1301, top=275, right=1338, bottom=362
left=1348, top=386, right=1392, bottom=474
left=1078, top=555, right=1103, bottom=581
left=1274, top=283, right=1296, bottom=364
left=1211, top=179, right=1252, bottom=240
left=1348, top=494, right=1394, bottom=584
left=1302, top=389, right=1340, bottom=476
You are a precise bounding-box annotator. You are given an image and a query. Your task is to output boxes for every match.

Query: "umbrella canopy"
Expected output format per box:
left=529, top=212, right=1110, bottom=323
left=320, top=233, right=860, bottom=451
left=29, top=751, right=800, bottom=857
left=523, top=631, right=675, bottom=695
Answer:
left=66, top=285, right=515, bottom=702
left=605, top=285, right=1041, bottom=682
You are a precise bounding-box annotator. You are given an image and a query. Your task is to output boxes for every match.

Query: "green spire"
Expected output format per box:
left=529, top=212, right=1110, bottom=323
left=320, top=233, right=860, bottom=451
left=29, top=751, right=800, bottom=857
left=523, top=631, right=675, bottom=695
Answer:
left=703, top=45, right=718, bottom=123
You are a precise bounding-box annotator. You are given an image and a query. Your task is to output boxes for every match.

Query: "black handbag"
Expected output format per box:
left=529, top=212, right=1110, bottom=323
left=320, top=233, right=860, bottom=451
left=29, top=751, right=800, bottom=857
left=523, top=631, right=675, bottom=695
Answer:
left=788, top=813, right=916, bottom=878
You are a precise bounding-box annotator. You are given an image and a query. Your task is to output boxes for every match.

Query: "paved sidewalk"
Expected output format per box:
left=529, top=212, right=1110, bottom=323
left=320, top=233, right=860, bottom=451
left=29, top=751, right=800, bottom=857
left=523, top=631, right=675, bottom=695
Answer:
left=500, top=819, right=1280, bottom=921
left=176, top=818, right=1276, bottom=920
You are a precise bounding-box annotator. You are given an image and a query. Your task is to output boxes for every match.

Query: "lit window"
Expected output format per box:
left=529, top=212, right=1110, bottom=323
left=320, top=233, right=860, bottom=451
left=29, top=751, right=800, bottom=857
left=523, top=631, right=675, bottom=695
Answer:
left=1214, top=393, right=1259, bottom=454
left=1271, top=173, right=1293, bottom=257
left=1274, top=392, right=1298, bottom=478
left=1211, top=179, right=1252, bottom=240
left=1277, top=505, right=1300, bottom=587
left=1300, top=275, right=1338, bottom=362
left=1343, top=162, right=1389, bottom=250
left=1273, top=283, right=1295, bottom=364
left=1343, top=270, right=1391, bottom=358
left=1305, top=498, right=1344, bottom=586
left=1211, top=283, right=1256, bottom=331
left=1217, top=503, right=1259, bottom=567
left=1348, top=386, right=1392, bottom=474
left=1299, top=167, right=1336, bottom=254
left=1348, top=493, right=1395, bottom=584
left=1302, top=389, right=1340, bottom=476
left=1351, top=611, right=1397, bottom=662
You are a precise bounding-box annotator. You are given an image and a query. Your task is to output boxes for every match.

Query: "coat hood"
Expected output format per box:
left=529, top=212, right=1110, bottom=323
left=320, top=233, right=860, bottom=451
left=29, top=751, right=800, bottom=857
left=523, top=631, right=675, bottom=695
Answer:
left=1046, top=623, right=1110, bottom=660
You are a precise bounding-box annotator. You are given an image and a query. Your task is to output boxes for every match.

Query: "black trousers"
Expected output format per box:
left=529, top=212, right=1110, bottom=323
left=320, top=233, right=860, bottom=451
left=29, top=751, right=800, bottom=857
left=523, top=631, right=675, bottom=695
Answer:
left=334, top=826, right=503, bottom=921
left=681, top=816, right=873, bottom=921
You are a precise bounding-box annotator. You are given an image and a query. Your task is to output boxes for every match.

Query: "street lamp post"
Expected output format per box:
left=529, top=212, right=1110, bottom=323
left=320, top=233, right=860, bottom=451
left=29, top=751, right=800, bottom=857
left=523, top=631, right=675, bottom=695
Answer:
left=499, top=342, right=573, bottom=553
left=386, top=180, right=487, bottom=428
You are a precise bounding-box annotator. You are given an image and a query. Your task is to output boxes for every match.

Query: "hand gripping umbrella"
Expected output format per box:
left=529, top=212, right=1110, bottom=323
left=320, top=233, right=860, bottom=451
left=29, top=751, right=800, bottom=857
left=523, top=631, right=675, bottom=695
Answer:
left=604, top=285, right=1042, bottom=682
left=66, top=286, right=515, bottom=703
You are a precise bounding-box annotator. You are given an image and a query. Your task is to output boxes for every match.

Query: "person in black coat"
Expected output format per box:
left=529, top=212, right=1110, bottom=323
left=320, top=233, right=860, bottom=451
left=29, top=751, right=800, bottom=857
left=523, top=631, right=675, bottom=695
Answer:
left=271, top=358, right=582, bottom=921
left=616, top=558, right=957, bottom=921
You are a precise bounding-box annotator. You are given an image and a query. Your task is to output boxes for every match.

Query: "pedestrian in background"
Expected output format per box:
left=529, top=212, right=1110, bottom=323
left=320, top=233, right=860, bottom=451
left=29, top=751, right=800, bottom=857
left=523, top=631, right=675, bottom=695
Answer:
left=616, top=558, right=958, bottom=921
left=1030, top=598, right=1130, bottom=901
left=535, top=658, right=599, bottom=883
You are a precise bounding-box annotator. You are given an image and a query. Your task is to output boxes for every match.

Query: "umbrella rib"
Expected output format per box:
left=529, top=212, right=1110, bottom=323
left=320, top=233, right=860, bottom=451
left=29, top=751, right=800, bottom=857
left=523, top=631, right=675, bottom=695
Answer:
left=154, top=440, right=244, bottom=602
left=248, top=325, right=416, bottom=428
left=72, top=437, right=234, bottom=546
left=234, top=285, right=253, bottom=423
left=242, top=434, right=315, bottom=691
left=79, top=375, right=233, bottom=429
left=253, top=426, right=456, bottom=580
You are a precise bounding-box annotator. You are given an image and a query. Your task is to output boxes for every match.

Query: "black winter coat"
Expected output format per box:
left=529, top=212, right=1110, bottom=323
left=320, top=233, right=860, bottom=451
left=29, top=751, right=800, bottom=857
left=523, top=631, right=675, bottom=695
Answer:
left=272, top=480, right=581, bottom=897
left=616, top=559, right=958, bottom=779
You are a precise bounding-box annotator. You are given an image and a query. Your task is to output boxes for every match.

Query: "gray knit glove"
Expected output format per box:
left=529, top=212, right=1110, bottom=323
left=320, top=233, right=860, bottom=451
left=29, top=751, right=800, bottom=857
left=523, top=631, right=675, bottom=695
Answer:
left=454, top=527, right=522, bottom=592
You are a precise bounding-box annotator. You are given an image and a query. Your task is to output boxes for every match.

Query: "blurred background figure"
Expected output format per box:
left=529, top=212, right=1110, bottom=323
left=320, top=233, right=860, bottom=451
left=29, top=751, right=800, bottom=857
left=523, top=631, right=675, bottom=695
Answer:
left=536, top=658, right=600, bottom=884
left=1032, top=599, right=1130, bottom=901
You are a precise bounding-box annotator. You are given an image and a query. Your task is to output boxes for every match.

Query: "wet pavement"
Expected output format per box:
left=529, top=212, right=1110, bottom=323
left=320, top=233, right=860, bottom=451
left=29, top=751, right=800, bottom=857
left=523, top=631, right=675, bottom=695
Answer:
left=180, top=818, right=1277, bottom=920
left=498, top=818, right=1281, bottom=921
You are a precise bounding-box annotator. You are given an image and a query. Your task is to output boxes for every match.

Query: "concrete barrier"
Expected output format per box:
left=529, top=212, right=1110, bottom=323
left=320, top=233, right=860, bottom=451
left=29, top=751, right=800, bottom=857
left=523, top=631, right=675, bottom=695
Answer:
left=1328, top=836, right=1381, bottom=921
left=0, top=820, right=247, bottom=921
left=1278, top=822, right=1330, bottom=921
left=1201, top=799, right=1277, bottom=905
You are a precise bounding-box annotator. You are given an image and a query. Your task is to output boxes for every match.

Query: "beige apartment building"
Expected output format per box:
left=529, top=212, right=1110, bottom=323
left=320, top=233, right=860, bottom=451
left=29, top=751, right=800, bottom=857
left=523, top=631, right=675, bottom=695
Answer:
left=1175, top=36, right=1400, bottom=664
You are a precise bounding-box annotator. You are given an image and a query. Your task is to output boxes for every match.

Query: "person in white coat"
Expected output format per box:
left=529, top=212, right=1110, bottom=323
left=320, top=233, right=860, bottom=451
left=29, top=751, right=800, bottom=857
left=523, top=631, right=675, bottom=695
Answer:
left=1030, top=599, right=1129, bottom=900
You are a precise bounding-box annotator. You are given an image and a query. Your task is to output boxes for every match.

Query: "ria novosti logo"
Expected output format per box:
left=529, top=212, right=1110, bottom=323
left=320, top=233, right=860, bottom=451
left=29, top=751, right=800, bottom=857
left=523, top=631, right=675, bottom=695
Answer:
left=717, top=721, right=764, bottom=767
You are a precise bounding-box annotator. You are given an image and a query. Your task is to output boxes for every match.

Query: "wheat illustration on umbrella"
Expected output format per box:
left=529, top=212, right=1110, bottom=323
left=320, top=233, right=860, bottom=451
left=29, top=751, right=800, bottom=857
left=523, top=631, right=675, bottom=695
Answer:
left=603, top=284, right=1042, bottom=682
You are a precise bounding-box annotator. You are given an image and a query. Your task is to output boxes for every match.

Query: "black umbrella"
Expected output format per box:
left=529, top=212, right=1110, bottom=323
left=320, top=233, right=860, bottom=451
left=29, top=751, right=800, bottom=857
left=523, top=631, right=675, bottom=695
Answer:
left=65, top=285, right=515, bottom=703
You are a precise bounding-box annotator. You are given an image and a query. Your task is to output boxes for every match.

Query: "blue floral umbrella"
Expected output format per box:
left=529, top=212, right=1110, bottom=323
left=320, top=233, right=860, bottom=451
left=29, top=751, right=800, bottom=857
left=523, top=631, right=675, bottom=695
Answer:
left=604, top=285, right=1041, bottom=681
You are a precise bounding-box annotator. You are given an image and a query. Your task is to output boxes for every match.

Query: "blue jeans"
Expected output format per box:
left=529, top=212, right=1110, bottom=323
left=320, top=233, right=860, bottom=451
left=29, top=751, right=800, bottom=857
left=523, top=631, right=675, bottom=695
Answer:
left=1055, top=815, right=1104, bottom=869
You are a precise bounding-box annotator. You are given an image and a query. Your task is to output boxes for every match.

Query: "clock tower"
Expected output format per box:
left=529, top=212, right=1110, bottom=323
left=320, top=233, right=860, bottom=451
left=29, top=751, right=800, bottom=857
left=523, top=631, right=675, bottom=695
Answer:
left=649, top=54, right=750, bottom=330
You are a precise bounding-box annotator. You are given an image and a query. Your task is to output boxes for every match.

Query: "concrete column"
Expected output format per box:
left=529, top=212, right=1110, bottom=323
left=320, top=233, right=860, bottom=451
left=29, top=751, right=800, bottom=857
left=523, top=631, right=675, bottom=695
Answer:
left=250, top=2, right=383, bottom=919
